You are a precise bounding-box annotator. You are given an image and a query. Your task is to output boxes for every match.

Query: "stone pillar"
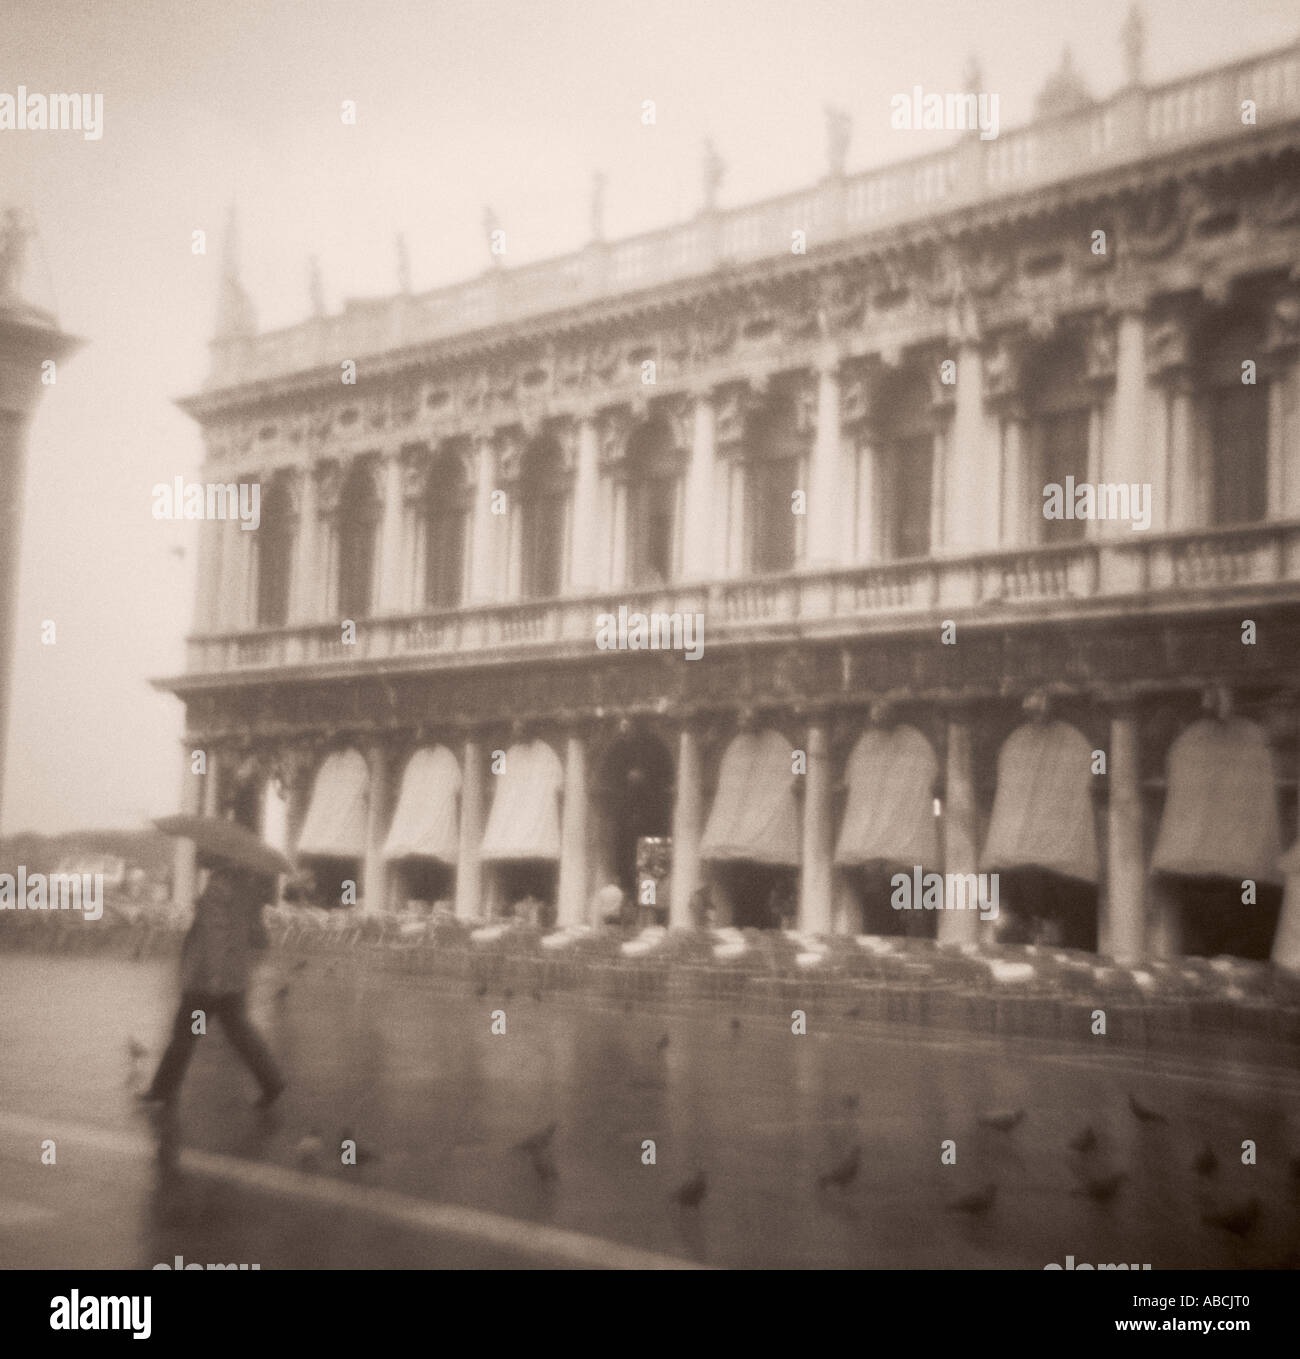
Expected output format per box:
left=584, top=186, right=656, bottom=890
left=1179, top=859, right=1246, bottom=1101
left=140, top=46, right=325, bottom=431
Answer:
left=799, top=721, right=834, bottom=933
left=455, top=737, right=484, bottom=920
left=362, top=743, right=391, bottom=914
left=1107, top=311, right=1147, bottom=537
left=806, top=358, right=841, bottom=567
left=1272, top=723, right=1300, bottom=972
left=201, top=746, right=223, bottom=818
left=556, top=732, right=588, bottom=926
left=938, top=715, right=981, bottom=945
left=945, top=331, right=992, bottom=551
left=682, top=393, right=715, bottom=580
left=171, top=740, right=204, bottom=906
left=670, top=724, right=703, bottom=929
left=568, top=416, right=600, bottom=593
left=217, top=520, right=248, bottom=630
left=467, top=436, right=497, bottom=603
left=376, top=453, right=404, bottom=612
left=1104, top=704, right=1146, bottom=963
left=193, top=517, right=223, bottom=632
left=999, top=410, right=1031, bottom=546
left=1165, top=375, right=1198, bottom=530
left=609, top=480, right=629, bottom=589
left=290, top=465, right=318, bottom=622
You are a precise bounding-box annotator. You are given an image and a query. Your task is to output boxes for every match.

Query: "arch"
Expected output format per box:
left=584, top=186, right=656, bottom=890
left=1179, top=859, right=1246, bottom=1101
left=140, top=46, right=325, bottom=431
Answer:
left=337, top=461, right=382, bottom=618
left=519, top=436, right=569, bottom=599
left=701, top=728, right=800, bottom=865
left=421, top=444, right=471, bottom=608
left=836, top=724, right=939, bottom=868
left=296, top=748, right=369, bottom=859
left=742, top=394, right=806, bottom=574
left=254, top=472, right=295, bottom=627
left=383, top=745, right=461, bottom=863
left=597, top=728, right=675, bottom=906
left=480, top=739, right=564, bottom=861
left=624, top=419, right=683, bottom=586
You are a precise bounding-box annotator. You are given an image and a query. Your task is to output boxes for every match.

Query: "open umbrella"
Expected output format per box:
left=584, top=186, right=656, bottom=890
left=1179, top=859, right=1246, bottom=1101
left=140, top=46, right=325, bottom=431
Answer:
left=153, top=815, right=293, bottom=877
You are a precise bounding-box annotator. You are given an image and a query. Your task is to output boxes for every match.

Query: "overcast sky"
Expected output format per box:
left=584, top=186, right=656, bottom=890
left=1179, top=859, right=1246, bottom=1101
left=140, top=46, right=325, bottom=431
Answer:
left=2, top=0, right=1295, bottom=835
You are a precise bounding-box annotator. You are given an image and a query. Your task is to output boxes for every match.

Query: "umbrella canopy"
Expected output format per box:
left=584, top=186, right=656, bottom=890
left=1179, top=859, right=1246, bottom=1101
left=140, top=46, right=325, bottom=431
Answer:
left=154, top=814, right=293, bottom=877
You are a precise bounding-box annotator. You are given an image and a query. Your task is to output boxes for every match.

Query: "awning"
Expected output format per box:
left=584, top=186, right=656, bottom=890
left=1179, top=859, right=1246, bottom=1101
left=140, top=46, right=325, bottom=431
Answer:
left=383, top=745, right=461, bottom=863
left=1152, top=717, right=1282, bottom=884
left=700, top=729, right=800, bottom=866
left=480, top=739, right=564, bottom=861
left=981, top=720, right=1099, bottom=884
left=835, top=724, right=939, bottom=868
left=296, top=748, right=368, bottom=859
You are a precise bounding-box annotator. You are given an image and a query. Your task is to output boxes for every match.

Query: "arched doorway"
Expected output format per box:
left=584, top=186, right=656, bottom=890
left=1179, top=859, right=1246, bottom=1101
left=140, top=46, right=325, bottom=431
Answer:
left=598, top=729, right=674, bottom=918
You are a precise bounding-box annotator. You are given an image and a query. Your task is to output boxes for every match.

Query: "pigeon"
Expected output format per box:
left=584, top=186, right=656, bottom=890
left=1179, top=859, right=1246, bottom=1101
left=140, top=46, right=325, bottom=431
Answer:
left=844, top=1005, right=863, bottom=1019
left=947, top=1182, right=997, bottom=1215
left=294, top=1130, right=324, bottom=1168
left=274, top=984, right=290, bottom=1002
left=818, top=1145, right=861, bottom=1191
left=730, top=1016, right=741, bottom=1035
left=842, top=1094, right=860, bottom=1112
left=528, top=1146, right=559, bottom=1181
left=531, top=988, right=543, bottom=1003
left=978, top=1109, right=1025, bottom=1133
left=290, top=959, right=309, bottom=973
left=1128, top=1092, right=1167, bottom=1125
left=656, top=1033, right=670, bottom=1054
left=126, top=1036, right=148, bottom=1062
left=512, top=1120, right=558, bottom=1155
left=623, top=1000, right=634, bottom=1014
left=1201, top=1197, right=1260, bottom=1238
left=1074, top=1169, right=1126, bottom=1203
left=1194, top=1143, right=1218, bottom=1178
left=475, top=981, right=488, bottom=998
left=504, top=988, right=514, bottom=1001
left=1069, top=1125, right=1099, bottom=1154
left=672, top=1170, right=708, bottom=1208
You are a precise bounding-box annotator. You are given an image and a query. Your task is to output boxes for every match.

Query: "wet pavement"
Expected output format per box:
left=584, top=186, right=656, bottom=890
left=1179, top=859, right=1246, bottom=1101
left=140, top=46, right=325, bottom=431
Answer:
left=1, top=951, right=1298, bottom=1269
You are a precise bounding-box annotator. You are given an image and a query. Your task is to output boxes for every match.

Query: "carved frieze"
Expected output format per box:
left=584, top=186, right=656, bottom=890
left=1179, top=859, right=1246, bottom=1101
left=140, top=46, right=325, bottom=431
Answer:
left=1082, top=314, right=1118, bottom=384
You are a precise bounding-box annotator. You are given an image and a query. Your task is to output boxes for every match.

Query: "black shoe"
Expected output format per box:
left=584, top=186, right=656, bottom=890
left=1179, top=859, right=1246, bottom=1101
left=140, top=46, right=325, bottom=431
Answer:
left=254, top=1080, right=286, bottom=1109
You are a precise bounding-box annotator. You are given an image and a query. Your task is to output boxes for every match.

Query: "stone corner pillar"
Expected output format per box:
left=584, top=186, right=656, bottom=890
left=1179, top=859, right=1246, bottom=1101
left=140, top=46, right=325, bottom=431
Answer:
left=938, top=712, right=981, bottom=946
left=806, top=357, right=842, bottom=569
left=171, top=739, right=204, bottom=906
left=455, top=736, right=484, bottom=920
left=567, top=416, right=600, bottom=594
left=670, top=723, right=703, bottom=929
left=361, top=742, right=392, bottom=914
left=1101, top=699, right=1146, bottom=963
left=555, top=731, right=589, bottom=926
left=798, top=719, right=834, bottom=934
left=682, top=392, right=716, bottom=582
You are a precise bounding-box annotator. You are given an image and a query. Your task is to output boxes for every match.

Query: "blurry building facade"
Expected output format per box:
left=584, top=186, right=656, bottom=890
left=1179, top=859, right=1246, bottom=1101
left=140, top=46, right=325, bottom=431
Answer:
left=162, top=28, right=1300, bottom=964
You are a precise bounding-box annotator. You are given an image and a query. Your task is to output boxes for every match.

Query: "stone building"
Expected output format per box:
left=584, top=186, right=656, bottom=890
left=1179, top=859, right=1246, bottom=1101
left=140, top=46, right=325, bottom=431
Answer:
left=160, top=25, right=1300, bottom=965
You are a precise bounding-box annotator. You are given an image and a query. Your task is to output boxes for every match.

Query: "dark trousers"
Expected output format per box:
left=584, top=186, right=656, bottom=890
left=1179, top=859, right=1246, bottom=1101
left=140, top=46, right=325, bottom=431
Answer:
left=147, top=991, right=282, bottom=1101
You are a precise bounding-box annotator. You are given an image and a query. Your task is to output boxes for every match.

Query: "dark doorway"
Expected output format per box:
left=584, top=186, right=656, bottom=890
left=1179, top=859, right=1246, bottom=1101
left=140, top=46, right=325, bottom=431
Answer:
left=714, top=861, right=797, bottom=930
left=995, top=867, right=1098, bottom=950
left=1159, top=872, right=1281, bottom=960
left=395, top=858, right=453, bottom=910
left=844, top=863, right=937, bottom=938
left=601, top=730, right=674, bottom=897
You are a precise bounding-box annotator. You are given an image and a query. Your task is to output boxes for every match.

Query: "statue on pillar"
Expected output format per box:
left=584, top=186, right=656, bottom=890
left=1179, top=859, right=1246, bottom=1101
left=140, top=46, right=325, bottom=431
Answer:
left=701, top=139, right=725, bottom=214
left=1121, top=3, right=1145, bottom=88
left=824, top=105, right=851, bottom=177
left=308, top=255, right=325, bottom=317
left=590, top=171, right=607, bottom=242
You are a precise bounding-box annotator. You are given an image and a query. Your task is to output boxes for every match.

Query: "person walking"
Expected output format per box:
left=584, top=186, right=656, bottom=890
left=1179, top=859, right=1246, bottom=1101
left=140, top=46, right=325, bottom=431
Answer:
left=142, top=818, right=288, bottom=1109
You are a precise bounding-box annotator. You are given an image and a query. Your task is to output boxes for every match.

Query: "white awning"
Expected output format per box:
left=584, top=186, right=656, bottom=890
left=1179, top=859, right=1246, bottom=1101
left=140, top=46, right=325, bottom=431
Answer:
left=700, top=729, right=800, bottom=866
left=835, top=724, right=938, bottom=868
left=383, top=745, right=461, bottom=863
left=480, top=739, right=564, bottom=861
left=981, top=720, right=1099, bottom=884
left=296, top=748, right=368, bottom=859
left=1152, top=717, right=1282, bottom=884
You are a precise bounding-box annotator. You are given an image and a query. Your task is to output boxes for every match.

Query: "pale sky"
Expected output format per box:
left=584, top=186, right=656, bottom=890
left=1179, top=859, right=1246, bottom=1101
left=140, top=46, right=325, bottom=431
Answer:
left=3, top=0, right=1296, bottom=834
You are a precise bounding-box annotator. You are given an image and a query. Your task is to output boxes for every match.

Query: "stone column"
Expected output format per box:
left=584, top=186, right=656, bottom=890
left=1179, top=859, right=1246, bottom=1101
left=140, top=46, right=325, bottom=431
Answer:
left=217, top=520, right=248, bottom=630
left=465, top=436, right=493, bottom=603
left=938, top=715, right=981, bottom=945
left=944, top=325, right=993, bottom=551
left=1107, top=310, right=1147, bottom=536
left=555, top=732, right=588, bottom=926
left=799, top=720, right=834, bottom=933
left=362, top=742, right=391, bottom=914
left=999, top=408, right=1031, bottom=546
left=609, top=479, right=629, bottom=589
left=376, top=453, right=404, bottom=613
left=455, top=737, right=484, bottom=920
left=682, top=392, right=715, bottom=580
left=290, top=465, right=319, bottom=622
left=201, top=746, right=223, bottom=818
left=1104, top=703, right=1146, bottom=963
left=670, top=723, right=703, bottom=929
left=171, top=740, right=204, bottom=906
left=193, top=517, right=224, bottom=632
left=1272, top=721, right=1300, bottom=972
left=568, top=416, right=600, bottom=593
left=806, top=357, right=841, bottom=567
